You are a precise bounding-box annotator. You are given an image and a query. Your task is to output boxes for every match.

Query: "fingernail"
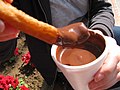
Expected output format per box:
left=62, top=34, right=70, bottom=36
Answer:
left=0, top=20, right=5, bottom=32
left=94, top=74, right=104, bottom=82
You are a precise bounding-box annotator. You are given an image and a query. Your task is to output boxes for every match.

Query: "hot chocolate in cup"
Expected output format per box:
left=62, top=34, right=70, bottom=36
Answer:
left=56, top=31, right=105, bottom=66
left=51, top=31, right=109, bottom=90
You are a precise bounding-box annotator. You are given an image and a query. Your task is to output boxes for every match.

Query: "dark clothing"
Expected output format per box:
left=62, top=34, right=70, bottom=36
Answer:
left=0, top=0, right=118, bottom=88
left=0, top=39, right=17, bottom=64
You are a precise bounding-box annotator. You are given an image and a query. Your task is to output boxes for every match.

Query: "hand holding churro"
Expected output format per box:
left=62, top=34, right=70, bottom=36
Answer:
left=0, top=0, right=19, bottom=42
left=0, top=0, right=90, bottom=46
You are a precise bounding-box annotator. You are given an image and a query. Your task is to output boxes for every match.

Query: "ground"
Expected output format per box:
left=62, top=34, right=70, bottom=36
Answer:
left=0, top=33, right=44, bottom=90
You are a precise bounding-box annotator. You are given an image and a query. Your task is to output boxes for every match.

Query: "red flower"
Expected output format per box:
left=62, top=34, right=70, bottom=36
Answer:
left=0, top=75, right=9, bottom=89
left=0, top=75, right=19, bottom=90
left=5, top=76, right=14, bottom=84
left=2, top=83, right=9, bottom=90
left=0, top=84, right=4, bottom=89
left=0, top=81, right=9, bottom=90
left=0, top=75, right=4, bottom=80
left=20, top=85, right=29, bottom=90
left=0, top=75, right=29, bottom=90
left=14, top=48, right=19, bottom=56
left=22, top=52, right=31, bottom=64
left=11, top=78, right=19, bottom=89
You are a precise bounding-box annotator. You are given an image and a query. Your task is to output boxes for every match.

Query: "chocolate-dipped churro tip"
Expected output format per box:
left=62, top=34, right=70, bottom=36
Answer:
left=56, top=23, right=90, bottom=46
left=0, top=0, right=90, bottom=46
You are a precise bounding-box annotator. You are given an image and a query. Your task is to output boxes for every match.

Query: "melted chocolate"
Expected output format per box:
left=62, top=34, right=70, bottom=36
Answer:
left=56, top=22, right=90, bottom=47
left=56, top=30, right=105, bottom=66
left=57, top=47, right=96, bottom=66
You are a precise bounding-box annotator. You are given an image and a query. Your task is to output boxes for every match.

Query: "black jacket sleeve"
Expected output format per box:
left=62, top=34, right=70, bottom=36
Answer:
left=89, top=0, right=115, bottom=37
left=0, top=39, right=17, bottom=63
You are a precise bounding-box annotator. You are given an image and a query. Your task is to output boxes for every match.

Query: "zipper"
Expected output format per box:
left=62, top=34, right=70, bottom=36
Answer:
left=37, top=0, right=48, bottom=23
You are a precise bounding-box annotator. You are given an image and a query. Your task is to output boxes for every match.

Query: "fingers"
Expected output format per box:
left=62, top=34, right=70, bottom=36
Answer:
left=93, top=52, right=118, bottom=82
left=89, top=62, right=118, bottom=90
left=0, top=20, right=5, bottom=32
left=0, top=30, right=19, bottom=37
left=0, top=21, right=18, bottom=35
left=0, top=21, right=19, bottom=42
left=116, top=62, right=120, bottom=80
left=89, top=68, right=120, bottom=90
left=0, top=0, right=12, bottom=33
left=89, top=76, right=118, bottom=90
left=4, top=0, right=13, bottom=3
left=0, top=0, right=14, bottom=32
left=89, top=41, right=120, bottom=90
left=0, top=24, right=19, bottom=42
left=0, top=33, right=19, bottom=42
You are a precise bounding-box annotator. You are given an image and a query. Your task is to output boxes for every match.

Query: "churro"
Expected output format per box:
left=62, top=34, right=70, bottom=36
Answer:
left=0, top=0, right=59, bottom=44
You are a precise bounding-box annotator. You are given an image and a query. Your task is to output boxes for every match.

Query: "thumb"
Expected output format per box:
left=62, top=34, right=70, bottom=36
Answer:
left=0, top=20, right=5, bottom=32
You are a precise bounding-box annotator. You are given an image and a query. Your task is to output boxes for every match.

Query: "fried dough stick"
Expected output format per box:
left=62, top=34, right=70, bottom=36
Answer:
left=0, top=0, right=59, bottom=44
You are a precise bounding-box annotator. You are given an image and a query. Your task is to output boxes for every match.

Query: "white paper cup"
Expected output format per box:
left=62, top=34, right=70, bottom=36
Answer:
left=51, top=32, right=109, bottom=90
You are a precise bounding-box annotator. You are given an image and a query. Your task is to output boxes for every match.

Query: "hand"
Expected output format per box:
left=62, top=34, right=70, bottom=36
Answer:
left=0, top=20, right=19, bottom=42
left=0, top=0, right=19, bottom=42
left=89, top=37, right=120, bottom=90
left=4, top=0, right=13, bottom=3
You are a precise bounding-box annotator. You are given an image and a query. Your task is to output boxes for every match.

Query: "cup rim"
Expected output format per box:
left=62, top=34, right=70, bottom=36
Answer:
left=51, top=36, right=108, bottom=69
